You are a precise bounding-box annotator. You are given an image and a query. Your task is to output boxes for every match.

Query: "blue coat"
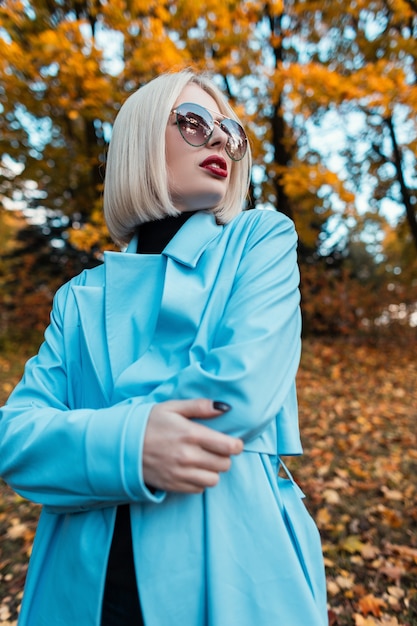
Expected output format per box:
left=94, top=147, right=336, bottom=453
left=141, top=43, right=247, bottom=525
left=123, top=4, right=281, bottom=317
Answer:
left=0, top=209, right=327, bottom=625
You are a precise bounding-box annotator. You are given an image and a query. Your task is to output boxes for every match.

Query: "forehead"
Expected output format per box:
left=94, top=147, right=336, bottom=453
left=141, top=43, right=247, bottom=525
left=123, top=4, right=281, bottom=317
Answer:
left=174, top=83, right=220, bottom=113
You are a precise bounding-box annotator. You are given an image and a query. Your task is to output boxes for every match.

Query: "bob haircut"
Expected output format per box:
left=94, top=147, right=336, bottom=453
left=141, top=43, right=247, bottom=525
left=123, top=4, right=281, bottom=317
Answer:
left=103, top=70, right=252, bottom=246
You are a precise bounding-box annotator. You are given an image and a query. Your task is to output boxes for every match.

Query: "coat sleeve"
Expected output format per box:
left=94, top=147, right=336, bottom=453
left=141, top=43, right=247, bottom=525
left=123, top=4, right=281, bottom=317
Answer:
left=144, top=210, right=302, bottom=443
left=0, top=282, right=164, bottom=511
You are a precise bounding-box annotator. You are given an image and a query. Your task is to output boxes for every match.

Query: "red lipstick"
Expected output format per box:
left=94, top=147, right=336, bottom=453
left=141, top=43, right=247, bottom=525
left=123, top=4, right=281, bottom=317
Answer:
left=199, top=156, right=228, bottom=178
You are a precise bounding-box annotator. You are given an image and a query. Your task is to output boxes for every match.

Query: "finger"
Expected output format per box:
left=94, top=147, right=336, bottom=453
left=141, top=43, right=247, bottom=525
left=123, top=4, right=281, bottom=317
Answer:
left=163, top=398, right=231, bottom=419
left=147, top=467, right=222, bottom=493
left=159, top=399, right=243, bottom=455
left=184, top=469, right=221, bottom=489
left=187, top=422, right=244, bottom=456
left=179, top=446, right=232, bottom=473
left=171, top=470, right=221, bottom=492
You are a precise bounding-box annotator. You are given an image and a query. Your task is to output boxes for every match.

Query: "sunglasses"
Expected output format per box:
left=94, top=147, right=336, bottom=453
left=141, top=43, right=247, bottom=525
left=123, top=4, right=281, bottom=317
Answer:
left=171, top=102, right=248, bottom=162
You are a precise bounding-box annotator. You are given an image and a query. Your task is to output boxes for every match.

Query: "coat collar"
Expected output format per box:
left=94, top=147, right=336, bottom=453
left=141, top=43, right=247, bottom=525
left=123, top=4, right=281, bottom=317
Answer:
left=126, top=210, right=222, bottom=268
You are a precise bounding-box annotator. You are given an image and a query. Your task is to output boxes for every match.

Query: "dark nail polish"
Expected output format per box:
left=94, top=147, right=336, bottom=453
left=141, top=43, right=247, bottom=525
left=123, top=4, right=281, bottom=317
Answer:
left=213, top=401, right=232, bottom=413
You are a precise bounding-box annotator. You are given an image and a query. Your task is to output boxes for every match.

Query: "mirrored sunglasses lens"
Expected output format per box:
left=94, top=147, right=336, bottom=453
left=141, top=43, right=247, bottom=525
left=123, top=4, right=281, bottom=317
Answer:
left=176, top=106, right=213, bottom=146
left=221, top=119, right=247, bottom=161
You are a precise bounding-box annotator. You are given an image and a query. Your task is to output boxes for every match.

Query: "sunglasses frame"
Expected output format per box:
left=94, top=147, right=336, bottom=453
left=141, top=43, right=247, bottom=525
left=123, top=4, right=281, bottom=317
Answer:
left=171, top=102, right=248, bottom=162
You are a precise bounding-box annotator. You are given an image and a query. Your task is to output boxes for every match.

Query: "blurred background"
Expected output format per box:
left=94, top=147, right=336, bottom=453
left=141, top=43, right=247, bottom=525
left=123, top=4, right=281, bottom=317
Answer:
left=1, top=0, right=417, bottom=344
left=0, top=2, right=416, bottom=625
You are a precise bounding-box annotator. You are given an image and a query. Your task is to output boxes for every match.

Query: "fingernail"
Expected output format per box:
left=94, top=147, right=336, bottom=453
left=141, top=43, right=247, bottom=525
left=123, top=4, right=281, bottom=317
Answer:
left=213, top=401, right=232, bottom=413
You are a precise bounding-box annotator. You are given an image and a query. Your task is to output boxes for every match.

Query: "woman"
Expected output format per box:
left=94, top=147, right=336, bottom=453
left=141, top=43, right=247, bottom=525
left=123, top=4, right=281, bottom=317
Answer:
left=0, top=70, right=328, bottom=625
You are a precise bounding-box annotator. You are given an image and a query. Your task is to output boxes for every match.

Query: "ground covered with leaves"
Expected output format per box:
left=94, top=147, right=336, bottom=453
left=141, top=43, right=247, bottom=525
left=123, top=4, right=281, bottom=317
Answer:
left=0, top=335, right=416, bottom=625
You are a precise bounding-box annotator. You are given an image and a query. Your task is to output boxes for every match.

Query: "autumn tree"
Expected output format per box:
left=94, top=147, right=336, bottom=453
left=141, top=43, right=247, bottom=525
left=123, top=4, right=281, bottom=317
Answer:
left=276, top=0, right=417, bottom=255
left=1, top=0, right=417, bottom=337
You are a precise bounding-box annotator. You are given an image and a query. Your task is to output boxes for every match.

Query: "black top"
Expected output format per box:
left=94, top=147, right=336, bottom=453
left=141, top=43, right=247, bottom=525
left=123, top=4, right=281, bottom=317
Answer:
left=136, top=211, right=196, bottom=254
left=104, top=211, right=196, bottom=592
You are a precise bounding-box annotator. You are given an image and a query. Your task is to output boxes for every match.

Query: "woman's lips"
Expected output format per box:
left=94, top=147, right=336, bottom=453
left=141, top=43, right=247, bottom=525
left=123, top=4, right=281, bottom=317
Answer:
left=199, top=156, right=228, bottom=178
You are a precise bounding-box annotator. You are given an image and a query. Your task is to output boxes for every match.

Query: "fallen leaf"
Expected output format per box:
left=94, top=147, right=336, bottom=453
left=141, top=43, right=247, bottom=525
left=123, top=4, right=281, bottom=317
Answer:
left=6, top=523, right=29, bottom=541
left=340, top=535, right=365, bottom=554
left=361, top=544, right=380, bottom=560
left=381, top=487, right=403, bottom=501
left=358, top=594, right=387, bottom=617
left=323, top=488, right=341, bottom=504
left=386, top=586, right=405, bottom=600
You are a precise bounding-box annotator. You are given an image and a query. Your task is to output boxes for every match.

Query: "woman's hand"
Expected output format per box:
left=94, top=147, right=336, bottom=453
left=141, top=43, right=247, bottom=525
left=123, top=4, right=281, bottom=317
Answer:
left=143, top=399, right=243, bottom=493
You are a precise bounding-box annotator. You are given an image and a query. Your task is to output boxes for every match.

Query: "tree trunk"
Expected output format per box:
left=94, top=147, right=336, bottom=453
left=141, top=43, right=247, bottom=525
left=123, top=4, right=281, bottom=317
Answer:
left=385, top=115, right=417, bottom=253
left=271, top=104, right=293, bottom=219
left=267, top=5, right=293, bottom=220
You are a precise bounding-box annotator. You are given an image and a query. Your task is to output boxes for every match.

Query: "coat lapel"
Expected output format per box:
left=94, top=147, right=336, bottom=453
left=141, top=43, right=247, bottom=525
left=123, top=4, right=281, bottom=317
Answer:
left=104, top=252, right=167, bottom=385
left=71, top=285, right=113, bottom=404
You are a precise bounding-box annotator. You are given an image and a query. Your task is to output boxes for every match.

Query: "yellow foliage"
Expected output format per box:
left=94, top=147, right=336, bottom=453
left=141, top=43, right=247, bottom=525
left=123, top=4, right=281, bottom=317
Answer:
left=267, top=0, right=284, bottom=16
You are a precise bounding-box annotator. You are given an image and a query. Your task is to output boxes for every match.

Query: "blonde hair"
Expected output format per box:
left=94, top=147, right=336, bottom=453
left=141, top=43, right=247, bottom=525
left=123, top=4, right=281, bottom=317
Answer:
left=103, top=70, right=252, bottom=246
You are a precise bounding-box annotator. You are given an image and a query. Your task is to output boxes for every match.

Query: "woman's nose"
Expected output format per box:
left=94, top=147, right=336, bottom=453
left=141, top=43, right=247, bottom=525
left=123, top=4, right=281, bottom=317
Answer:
left=207, top=121, right=228, bottom=149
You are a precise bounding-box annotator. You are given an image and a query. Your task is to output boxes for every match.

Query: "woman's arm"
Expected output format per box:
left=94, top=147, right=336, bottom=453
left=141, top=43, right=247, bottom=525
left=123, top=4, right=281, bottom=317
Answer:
left=144, top=211, right=301, bottom=442
left=0, top=285, right=241, bottom=510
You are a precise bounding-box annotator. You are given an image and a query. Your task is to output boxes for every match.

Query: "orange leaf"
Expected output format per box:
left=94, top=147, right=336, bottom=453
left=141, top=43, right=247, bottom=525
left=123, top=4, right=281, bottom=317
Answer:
left=357, top=594, right=387, bottom=617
